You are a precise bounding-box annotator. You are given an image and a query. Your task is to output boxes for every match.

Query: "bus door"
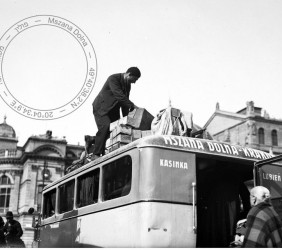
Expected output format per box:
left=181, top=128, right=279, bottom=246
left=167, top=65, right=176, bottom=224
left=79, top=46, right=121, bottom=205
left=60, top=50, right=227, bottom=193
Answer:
left=154, top=148, right=197, bottom=247
left=196, top=157, right=253, bottom=248
left=139, top=146, right=196, bottom=247
left=254, top=154, right=282, bottom=218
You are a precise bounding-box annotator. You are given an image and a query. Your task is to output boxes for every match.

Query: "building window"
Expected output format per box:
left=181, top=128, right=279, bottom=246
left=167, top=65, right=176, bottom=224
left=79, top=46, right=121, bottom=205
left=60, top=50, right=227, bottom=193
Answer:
left=272, top=130, right=278, bottom=146
left=258, top=128, right=265, bottom=145
left=0, top=175, right=12, bottom=214
left=58, top=180, right=75, bottom=214
left=77, top=168, right=100, bottom=208
left=103, top=155, right=132, bottom=201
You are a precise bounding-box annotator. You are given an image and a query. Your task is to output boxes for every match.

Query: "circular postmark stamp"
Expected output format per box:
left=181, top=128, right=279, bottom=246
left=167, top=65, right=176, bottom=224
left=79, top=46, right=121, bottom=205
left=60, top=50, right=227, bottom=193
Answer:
left=0, top=15, right=97, bottom=120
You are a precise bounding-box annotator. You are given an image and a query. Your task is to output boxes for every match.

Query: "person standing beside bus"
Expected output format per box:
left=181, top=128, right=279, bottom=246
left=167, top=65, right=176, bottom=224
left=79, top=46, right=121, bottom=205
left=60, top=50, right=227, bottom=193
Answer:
left=3, top=211, right=25, bottom=248
left=92, top=67, right=141, bottom=160
left=0, top=216, right=6, bottom=247
left=242, top=186, right=282, bottom=248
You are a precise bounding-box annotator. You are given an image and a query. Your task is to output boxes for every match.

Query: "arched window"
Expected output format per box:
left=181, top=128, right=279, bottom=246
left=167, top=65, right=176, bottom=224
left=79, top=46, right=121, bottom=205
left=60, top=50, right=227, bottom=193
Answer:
left=272, top=130, right=278, bottom=146
left=258, top=128, right=265, bottom=145
left=0, top=175, right=12, bottom=213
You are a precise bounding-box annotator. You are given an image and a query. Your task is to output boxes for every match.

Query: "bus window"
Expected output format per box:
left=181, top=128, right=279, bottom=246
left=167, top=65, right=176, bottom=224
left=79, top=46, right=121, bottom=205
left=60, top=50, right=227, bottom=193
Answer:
left=77, top=168, right=100, bottom=208
left=43, top=188, right=56, bottom=219
left=103, top=155, right=132, bottom=201
left=58, top=180, right=75, bottom=214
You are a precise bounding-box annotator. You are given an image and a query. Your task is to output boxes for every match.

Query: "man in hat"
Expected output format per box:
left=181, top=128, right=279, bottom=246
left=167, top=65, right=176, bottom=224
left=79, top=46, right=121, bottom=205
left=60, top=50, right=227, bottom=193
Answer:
left=92, top=67, right=141, bottom=159
left=3, top=211, right=25, bottom=248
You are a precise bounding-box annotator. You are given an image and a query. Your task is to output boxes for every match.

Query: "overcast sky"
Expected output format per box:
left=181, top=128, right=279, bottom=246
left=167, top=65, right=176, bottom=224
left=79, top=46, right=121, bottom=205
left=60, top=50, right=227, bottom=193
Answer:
left=0, top=0, right=282, bottom=146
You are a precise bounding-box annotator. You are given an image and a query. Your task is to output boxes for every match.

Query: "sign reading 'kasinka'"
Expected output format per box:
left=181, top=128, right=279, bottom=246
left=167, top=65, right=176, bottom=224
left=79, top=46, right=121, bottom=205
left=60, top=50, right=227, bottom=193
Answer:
left=110, top=108, right=154, bottom=131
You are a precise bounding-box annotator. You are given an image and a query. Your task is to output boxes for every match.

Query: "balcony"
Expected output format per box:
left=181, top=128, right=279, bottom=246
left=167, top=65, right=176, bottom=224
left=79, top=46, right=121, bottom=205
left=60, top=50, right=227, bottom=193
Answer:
left=0, top=149, right=19, bottom=158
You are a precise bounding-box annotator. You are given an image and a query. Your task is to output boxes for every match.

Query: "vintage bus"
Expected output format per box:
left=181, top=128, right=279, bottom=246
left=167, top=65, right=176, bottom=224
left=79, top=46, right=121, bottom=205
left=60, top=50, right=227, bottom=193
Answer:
left=32, top=134, right=281, bottom=248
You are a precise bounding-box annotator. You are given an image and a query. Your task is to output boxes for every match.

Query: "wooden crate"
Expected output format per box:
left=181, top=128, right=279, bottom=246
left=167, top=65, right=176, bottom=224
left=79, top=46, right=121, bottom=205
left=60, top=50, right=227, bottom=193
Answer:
left=132, top=129, right=142, bottom=140
left=108, top=141, right=127, bottom=152
left=112, top=134, right=132, bottom=144
left=141, top=130, right=153, bottom=137
left=110, top=108, right=154, bottom=131
left=112, top=125, right=132, bottom=138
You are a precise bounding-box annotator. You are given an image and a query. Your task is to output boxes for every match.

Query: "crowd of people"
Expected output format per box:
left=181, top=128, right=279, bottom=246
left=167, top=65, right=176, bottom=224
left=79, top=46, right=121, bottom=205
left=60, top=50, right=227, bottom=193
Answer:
left=0, top=211, right=25, bottom=248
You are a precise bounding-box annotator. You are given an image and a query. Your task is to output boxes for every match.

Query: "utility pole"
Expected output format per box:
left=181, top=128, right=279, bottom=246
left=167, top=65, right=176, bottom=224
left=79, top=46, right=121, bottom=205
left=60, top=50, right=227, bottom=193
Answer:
left=42, top=160, right=48, bottom=188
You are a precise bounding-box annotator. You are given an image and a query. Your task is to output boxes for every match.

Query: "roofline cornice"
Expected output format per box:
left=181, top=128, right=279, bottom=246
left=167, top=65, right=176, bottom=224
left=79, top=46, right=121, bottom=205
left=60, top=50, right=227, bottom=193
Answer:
left=66, top=144, right=84, bottom=149
left=0, top=152, right=68, bottom=165
left=204, top=110, right=246, bottom=128
left=212, top=120, right=246, bottom=136
left=0, top=137, right=18, bottom=143
left=23, top=136, right=67, bottom=149
left=251, top=116, right=282, bottom=125
left=20, top=152, right=66, bottom=163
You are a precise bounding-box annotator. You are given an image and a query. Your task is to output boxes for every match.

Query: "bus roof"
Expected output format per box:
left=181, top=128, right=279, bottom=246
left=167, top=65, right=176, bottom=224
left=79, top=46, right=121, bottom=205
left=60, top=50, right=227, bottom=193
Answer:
left=43, top=135, right=273, bottom=191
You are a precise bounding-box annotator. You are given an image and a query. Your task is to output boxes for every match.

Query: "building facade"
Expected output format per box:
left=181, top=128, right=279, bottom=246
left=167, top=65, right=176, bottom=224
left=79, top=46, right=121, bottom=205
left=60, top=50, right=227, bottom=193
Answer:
left=0, top=116, right=84, bottom=247
left=204, top=101, right=282, bottom=155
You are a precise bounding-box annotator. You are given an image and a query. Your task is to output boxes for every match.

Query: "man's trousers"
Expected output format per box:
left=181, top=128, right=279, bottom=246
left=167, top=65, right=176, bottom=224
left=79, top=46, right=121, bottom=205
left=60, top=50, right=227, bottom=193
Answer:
left=93, top=105, right=120, bottom=156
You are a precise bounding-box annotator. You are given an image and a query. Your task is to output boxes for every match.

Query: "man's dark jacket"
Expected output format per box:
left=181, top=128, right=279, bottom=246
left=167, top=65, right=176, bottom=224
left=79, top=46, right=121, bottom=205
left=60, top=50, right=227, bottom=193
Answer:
left=93, top=73, right=135, bottom=117
left=4, top=220, right=25, bottom=247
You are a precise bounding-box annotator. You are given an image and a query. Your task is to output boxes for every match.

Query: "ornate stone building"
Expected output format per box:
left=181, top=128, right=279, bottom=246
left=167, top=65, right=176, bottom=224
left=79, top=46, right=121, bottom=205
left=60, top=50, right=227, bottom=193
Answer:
left=0, top=116, right=84, bottom=247
left=204, top=101, right=282, bottom=155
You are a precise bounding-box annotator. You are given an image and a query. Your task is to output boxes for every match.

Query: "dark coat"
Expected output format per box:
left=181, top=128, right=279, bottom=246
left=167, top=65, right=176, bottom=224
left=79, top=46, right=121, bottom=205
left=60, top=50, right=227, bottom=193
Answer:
left=242, top=201, right=282, bottom=247
left=4, top=220, right=25, bottom=248
left=93, top=73, right=134, bottom=117
left=0, top=226, right=6, bottom=247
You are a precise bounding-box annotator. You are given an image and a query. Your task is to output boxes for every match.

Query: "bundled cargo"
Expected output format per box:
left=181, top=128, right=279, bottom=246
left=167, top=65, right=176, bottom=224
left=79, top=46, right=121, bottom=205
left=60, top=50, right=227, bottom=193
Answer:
left=141, top=130, right=153, bottom=137
left=110, top=124, right=142, bottom=143
left=151, top=106, right=193, bottom=136
left=112, top=133, right=132, bottom=144
left=106, top=108, right=154, bottom=153
left=110, top=108, right=154, bottom=131
left=107, top=141, right=128, bottom=153
left=151, top=104, right=213, bottom=140
left=132, top=129, right=142, bottom=140
left=107, top=126, right=145, bottom=153
left=111, top=124, right=132, bottom=137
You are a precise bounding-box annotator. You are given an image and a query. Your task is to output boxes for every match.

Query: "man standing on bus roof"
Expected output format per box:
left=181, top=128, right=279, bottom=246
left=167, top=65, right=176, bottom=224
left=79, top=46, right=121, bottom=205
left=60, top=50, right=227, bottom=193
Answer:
left=242, top=186, right=282, bottom=247
left=92, top=67, right=141, bottom=160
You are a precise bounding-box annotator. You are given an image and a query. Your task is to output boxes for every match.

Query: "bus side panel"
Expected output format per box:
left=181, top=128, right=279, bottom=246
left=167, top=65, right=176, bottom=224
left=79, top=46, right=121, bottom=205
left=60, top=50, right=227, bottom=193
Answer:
left=40, top=217, right=76, bottom=247
left=137, top=148, right=196, bottom=246
left=78, top=204, right=138, bottom=247
left=40, top=205, right=138, bottom=247
left=138, top=202, right=195, bottom=247
left=139, top=148, right=196, bottom=203
left=39, top=217, right=60, bottom=248
left=76, top=202, right=194, bottom=247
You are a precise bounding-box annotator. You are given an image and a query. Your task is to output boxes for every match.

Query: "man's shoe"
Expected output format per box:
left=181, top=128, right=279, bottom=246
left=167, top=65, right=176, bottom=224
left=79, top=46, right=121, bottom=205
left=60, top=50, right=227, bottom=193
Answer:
left=85, top=135, right=96, bottom=154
